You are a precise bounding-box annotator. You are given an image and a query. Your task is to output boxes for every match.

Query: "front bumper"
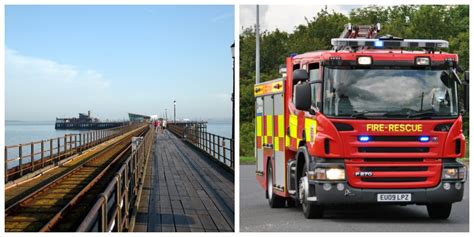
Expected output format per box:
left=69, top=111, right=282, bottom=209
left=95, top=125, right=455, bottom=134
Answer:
left=308, top=180, right=464, bottom=204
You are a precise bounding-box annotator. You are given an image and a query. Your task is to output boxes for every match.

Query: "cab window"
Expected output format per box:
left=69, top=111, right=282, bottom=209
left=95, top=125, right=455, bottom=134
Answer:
left=292, top=64, right=301, bottom=102
left=309, top=63, right=321, bottom=109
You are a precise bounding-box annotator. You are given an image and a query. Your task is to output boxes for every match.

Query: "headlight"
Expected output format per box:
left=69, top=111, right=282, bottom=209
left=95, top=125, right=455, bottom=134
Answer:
left=313, top=167, right=345, bottom=180
left=443, top=167, right=465, bottom=180
left=326, top=168, right=346, bottom=180
left=415, top=57, right=430, bottom=66
left=357, top=56, right=372, bottom=65
left=443, top=168, right=458, bottom=179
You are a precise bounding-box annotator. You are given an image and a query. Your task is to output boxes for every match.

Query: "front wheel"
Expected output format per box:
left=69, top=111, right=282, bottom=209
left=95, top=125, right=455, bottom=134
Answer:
left=299, top=164, right=324, bottom=218
left=267, top=161, right=285, bottom=208
left=427, top=203, right=452, bottom=219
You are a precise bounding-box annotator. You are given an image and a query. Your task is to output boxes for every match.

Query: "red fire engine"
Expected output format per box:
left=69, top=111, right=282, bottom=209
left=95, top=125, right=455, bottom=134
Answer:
left=254, top=24, right=469, bottom=219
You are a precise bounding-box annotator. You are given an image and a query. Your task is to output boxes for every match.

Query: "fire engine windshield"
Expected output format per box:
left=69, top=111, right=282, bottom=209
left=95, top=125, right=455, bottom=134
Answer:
left=323, top=67, right=459, bottom=119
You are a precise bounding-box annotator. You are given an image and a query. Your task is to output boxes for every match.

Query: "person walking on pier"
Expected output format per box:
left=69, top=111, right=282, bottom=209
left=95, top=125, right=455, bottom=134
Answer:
left=162, top=120, right=167, bottom=130
left=156, top=120, right=162, bottom=133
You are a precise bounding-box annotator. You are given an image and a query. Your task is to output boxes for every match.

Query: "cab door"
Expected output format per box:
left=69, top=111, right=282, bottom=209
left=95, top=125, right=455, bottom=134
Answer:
left=262, top=94, right=274, bottom=170
left=255, top=97, right=264, bottom=174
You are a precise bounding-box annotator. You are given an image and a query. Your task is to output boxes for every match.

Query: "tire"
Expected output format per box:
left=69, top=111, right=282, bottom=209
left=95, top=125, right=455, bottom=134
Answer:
left=299, top=164, right=324, bottom=219
left=427, top=203, right=452, bottom=219
left=267, top=161, right=286, bottom=208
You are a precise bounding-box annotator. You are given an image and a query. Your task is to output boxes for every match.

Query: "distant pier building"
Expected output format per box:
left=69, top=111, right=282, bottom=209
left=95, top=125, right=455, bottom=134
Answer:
left=55, top=111, right=126, bottom=129
left=128, top=113, right=151, bottom=122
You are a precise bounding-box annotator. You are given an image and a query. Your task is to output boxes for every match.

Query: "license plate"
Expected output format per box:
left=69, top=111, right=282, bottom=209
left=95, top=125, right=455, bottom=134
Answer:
left=377, top=193, right=411, bottom=202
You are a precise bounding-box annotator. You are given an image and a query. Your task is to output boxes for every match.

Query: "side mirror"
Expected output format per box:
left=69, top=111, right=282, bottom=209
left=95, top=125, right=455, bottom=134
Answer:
left=293, top=69, right=309, bottom=85
left=294, top=82, right=311, bottom=111
left=464, top=71, right=469, bottom=112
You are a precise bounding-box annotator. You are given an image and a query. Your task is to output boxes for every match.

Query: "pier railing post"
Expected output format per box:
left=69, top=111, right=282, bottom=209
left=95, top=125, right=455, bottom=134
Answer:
left=123, top=165, right=129, bottom=229
left=41, top=141, right=44, bottom=168
left=5, top=147, right=8, bottom=183
left=86, top=133, right=90, bottom=149
left=19, top=144, right=23, bottom=176
left=115, top=175, right=122, bottom=232
left=101, top=199, right=108, bottom=232
left=57, top=138, right=60, bottom=164
left=205, top=133, right=209, bottom=153
left=30, top=143, right=34, bottom=172
left=231, top=139, right=235, bottom=169
left=213, top=134, right=216, bottom=160
left=50, top=139, right=53, bottom=165
left=64, top=136, right=67, bottom=158
left=75, top=135, right=78, bottom=152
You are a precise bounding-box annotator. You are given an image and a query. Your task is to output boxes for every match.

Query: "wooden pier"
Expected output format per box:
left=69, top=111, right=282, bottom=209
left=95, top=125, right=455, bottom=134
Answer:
left=4, top=122, right=235, bottom=232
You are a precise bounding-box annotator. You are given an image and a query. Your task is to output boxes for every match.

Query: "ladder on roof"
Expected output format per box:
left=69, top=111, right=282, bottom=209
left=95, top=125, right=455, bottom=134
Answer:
left=335, top=23, right=381, bottom=51
left=339, top=23, right=381, bottom=39
left=332, top=23, right=449, bottom=52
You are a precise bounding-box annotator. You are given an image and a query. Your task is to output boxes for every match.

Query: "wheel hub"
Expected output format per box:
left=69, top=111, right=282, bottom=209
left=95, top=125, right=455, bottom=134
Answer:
left=299, top=177, right=305, bottom=205
left=268, top=170, right=273, bottom=199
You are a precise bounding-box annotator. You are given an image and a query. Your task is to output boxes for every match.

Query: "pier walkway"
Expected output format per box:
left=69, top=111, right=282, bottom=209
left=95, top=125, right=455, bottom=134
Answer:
left=133, top=130, right=234, bottom=232
left=4, top=121, right=234, bottom=232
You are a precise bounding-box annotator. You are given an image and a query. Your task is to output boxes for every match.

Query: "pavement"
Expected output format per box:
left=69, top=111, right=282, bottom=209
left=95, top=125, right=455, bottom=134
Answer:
left=240, top=165, right=469, bottom=232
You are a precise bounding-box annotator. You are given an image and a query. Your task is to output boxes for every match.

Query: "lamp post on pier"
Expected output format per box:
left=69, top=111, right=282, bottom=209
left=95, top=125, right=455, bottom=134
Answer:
left=174, top=100, right=176, bottom=122
left=230, top=42, right=235, bottom=144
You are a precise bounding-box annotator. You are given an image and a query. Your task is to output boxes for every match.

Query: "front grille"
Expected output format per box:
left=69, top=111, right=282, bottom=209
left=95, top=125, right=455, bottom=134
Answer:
left=360, top=166, right=428, bottom=172
left=361, top=177, right=427, bottom=182
left=363, top=158, right=424, bottom=162
left=358, top=147, right=429, bottom=153
left=369, top=136, right=420, bottom=142
left=346, top=158, right=441, bottom=189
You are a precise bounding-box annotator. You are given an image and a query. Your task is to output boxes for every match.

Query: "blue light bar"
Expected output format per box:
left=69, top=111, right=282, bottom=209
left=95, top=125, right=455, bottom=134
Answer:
left=331, top=38, right=449, bottom=49
left=358, top=136, right=370, bottom=142
left=374, top=40, right=384, bottom=48
left=419, top=136, right=430, bottom=142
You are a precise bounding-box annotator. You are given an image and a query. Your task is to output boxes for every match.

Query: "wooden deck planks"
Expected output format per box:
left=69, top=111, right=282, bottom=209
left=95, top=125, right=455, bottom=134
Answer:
left=133, top=130, right=234, bottom=232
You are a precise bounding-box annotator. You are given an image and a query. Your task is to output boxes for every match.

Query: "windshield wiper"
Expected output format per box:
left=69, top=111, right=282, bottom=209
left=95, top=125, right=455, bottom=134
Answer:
left=349, top=111, right=385, bottom=119
left=350, top=111, right=367, bottom=118
left=407, top=111, right=436, bottom=119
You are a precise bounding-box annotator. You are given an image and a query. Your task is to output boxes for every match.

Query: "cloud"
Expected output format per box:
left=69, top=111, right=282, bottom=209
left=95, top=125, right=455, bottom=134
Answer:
left=6, top=48, right=110, bottom=88
left=211, top=12, right=233, bottom=23
left=5, top=48, right=112, bottom=120
left=240, top=5, right=365, bottom=33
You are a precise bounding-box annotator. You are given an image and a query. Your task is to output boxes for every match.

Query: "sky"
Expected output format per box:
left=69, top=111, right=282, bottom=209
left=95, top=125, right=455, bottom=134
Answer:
left=5, top=5, right=234, bottom=121
left=240, top=5, right=365, bottom=33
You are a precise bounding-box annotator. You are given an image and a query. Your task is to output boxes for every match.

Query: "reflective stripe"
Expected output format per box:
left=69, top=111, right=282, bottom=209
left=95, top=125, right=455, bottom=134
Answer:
left=266, top=115, right=273, bottom=136
left=304, top=118, right=317, bottom=143
left=289, top=114, right=298, bottom=138
left=274, top=138, right=279, bottom=151
left=278, top=115, right=284, bottom=137
left=256, top=116, right=262, bottom=136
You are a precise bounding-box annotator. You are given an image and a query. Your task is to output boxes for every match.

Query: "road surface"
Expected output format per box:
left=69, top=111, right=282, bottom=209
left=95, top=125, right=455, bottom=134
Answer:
left=240, top=165, right=469, bottom=232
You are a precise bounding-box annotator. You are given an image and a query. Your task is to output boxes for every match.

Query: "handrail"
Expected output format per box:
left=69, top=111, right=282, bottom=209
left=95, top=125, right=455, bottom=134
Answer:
left=4, top=122, right=144, bottom=183
left=167, top=122, right=234, bottom=170
left=77, top=126, right=156, bottom=232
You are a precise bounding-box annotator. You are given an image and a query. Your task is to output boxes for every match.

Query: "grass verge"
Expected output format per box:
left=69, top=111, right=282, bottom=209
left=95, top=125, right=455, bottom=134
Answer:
left=240, top=156, right=256, bottom=165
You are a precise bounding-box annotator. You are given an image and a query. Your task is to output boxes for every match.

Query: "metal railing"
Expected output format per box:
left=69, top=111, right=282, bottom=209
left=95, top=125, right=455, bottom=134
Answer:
left=77, top=126, right=155, bottom=232
left=167, top=122, right=234, bottom=170
left=4, top=122, right=143, bottom=183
